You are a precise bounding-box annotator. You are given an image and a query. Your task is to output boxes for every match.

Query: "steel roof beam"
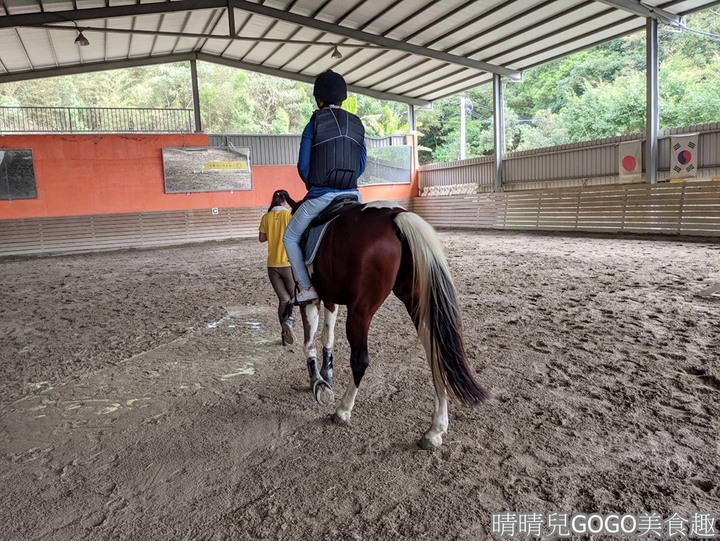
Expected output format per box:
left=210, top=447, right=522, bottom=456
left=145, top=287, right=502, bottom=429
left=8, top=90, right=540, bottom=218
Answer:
left=195, top=52, right=430, bottom=106
left=0, top=53, right=197, bottom=83
left=594, top=0, right=684, bottom=25
left=0, top=1, right=227, bottom=27
left=0, top=0, right=521, bottom=80
left=0, top=47, right=428, bottom=105
left=229, top=0, right=521, bottom=80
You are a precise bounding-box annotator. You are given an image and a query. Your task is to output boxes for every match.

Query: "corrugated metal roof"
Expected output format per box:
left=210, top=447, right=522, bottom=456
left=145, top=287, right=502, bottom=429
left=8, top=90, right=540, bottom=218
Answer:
left=0, top=0, right=716, bottom=105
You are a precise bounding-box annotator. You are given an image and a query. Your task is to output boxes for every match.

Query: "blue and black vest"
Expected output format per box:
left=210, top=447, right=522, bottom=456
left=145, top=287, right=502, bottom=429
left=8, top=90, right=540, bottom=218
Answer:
left=307, top=108, right=365, bottom=191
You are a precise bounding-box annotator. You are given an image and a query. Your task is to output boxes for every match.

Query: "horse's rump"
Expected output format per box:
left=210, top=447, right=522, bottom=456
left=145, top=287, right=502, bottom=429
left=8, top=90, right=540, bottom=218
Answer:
left=311, top=204, right=405, bottom=308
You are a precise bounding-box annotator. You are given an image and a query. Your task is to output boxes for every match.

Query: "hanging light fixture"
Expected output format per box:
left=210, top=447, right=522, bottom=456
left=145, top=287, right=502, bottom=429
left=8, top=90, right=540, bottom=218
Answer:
left=331, top=44, right=342, bottom=59
left=73, top=22, right=89, bottom=46
left=74, top=30, right=89, bottom=46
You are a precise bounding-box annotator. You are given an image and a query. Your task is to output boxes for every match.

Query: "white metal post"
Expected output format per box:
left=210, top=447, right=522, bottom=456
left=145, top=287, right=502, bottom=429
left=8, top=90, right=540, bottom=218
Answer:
left=460, top=96, right=466, bottom=160
left=493, top=73, right=505, bottom=192
left=407, top=103, right=416, bottom=133
left=190, top=58, right=202, bottom=133
left=646, top=17, right=659, bottom=184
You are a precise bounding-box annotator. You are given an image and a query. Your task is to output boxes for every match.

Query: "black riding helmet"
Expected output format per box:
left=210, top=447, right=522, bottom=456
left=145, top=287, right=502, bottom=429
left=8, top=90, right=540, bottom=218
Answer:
left=313, top=70, right=347, bottom=105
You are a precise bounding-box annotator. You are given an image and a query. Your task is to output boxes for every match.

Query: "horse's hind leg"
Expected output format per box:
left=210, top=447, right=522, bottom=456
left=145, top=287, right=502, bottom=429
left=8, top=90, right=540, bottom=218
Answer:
left=393, top=273, right=449, bottom=450
left=334, top=307, right=371, bottom=424
left=421, top=390, right=449, bottom=450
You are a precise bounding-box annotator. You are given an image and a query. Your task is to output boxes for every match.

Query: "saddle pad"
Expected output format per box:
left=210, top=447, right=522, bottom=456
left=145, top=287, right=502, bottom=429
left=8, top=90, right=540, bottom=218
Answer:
left=302, top=217, right=339, bottom=265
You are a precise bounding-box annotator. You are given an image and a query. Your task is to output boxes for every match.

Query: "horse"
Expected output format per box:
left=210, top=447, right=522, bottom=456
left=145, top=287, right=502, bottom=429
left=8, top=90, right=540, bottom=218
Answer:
left=293, top=200, right=489, bottom=449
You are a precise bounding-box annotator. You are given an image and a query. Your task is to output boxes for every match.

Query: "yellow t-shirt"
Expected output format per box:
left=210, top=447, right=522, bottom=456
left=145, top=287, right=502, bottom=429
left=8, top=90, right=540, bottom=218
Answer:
left=259, top=209, right=292, bottom=267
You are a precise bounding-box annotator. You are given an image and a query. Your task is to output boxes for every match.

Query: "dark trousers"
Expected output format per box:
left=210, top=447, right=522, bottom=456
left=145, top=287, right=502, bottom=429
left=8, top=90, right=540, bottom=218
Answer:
left=267, top=266, right=296, bottom=324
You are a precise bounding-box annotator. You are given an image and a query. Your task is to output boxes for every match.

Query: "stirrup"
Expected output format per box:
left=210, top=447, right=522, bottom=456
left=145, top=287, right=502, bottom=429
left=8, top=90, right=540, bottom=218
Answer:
left=294, top=286, right=319, bottom=306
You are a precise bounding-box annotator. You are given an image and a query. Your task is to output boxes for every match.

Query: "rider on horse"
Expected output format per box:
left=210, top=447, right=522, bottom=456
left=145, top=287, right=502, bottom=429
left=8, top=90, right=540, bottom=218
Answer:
left=283, top=70, right=367, bottom=304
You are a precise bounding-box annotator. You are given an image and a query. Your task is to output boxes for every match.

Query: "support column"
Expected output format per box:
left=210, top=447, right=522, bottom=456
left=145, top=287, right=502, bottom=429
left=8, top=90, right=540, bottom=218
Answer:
left=646, top=17, right=659, bottom=184
left=190, top=58, right=202, bottom=133
left=407, top=103, right=416, bottom=132
left=493, top=73, right=505, bottom=192
left=460, top=96, right=466, bottom=160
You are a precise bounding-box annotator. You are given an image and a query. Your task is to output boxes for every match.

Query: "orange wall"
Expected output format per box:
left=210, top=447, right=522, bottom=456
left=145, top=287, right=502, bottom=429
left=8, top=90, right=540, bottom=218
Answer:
left=0, top=134, right=417, bottom=220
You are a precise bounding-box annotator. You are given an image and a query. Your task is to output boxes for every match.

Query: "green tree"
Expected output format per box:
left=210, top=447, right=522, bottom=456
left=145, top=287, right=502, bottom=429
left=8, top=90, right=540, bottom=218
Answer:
left=515, top=110, right=570, bottom=151
left=244, top=73, right=313, bottom=133
left=343, top=96, right=358, bottom=115
left=363, top=104, right=409, bottom=137
left=225, top=71, right=255, bottom=133
left=557, top=73, right=646, bottom=140
left=271, top=108, right=290, bottom=133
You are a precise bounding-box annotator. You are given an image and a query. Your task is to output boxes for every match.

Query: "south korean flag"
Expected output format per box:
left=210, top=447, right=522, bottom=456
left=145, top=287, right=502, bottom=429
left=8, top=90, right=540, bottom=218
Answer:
left=670, top=134, right=698, bottom=179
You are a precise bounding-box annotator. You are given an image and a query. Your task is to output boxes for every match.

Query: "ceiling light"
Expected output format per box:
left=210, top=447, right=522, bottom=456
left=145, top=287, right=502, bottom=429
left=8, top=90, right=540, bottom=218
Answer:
left=331, top=45, right=342, bottom=59
left=74, top=30, right=89, bottom=47
left=71, top=20, right=90, bottom=46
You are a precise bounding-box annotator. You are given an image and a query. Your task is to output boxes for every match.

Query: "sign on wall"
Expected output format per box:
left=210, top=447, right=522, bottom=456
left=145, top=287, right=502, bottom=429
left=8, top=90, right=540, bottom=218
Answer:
left=0, top=149, right=37, bottom=200
left=162, top=146, right=252, bottom=193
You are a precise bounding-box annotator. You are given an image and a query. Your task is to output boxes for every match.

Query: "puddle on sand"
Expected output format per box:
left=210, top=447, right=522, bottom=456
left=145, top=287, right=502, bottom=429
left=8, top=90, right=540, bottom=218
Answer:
left=25, top=381, right=52, bottom=392
left=205, top=319, right=263, bottom=330
left=55, top=398, right=152, bottom=416
left=219, top=362, right=256, bottom=379
left=98, top=403, right=122, bottom=415
left=697, top=282, right=720, bottom=298
left=253, top=338, right=278, bottom=346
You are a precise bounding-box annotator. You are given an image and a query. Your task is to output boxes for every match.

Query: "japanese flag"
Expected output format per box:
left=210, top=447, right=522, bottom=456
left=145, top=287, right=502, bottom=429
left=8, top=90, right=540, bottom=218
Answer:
left=619, top=140, right=642, bottom=180
left=670, top=134, right=698, bottom=179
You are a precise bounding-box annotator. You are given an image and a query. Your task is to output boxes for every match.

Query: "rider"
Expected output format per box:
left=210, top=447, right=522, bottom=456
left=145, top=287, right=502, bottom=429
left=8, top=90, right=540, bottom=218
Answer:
left=283, top=70, right=367, bottom=304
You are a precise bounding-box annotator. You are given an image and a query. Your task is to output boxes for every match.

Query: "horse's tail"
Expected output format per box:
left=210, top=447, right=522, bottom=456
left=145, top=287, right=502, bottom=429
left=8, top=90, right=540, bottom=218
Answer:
left=393, top=212, right=489, bottom=407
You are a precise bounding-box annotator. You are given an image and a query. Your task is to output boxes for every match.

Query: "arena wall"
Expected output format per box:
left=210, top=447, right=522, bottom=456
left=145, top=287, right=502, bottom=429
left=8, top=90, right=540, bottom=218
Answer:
left=0, top=133, right=417, bottom=256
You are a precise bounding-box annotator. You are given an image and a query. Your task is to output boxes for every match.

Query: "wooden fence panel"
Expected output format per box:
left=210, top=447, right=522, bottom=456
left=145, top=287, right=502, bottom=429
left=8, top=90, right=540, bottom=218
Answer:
left=1, top=200, right=414, bottom=257
left=417, top=181, right=720, bottom=238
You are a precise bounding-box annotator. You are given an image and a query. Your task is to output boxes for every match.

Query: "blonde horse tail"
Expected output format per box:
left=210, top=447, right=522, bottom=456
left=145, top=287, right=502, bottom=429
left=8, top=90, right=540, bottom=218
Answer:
left=393, top=212, right=489, bottom=407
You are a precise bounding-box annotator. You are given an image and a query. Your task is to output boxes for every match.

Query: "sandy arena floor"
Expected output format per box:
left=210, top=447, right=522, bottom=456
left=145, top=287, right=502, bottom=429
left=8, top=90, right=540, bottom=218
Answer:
left=1, top=229, right=719, bottom=540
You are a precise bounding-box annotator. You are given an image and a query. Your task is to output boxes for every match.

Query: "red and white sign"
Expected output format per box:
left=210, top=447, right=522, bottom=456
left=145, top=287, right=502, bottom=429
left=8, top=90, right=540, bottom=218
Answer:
left=619, top=140, right=642, bottom=180
left=670, top=134, right=698, bottom=179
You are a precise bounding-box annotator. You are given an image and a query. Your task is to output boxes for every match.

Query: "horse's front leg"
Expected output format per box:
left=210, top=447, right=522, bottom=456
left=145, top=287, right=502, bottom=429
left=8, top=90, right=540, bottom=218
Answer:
left=334, top=308, right=370, bottom=424
left=320, top=303, right=338, bottom=387
left=300, top=300, right=321, bottom=382
left=301, top=301, right=333, bottom=406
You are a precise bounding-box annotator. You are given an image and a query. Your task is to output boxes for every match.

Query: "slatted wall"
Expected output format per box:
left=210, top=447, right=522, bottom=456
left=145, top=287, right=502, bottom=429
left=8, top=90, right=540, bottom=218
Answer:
left=0, top=198, right=417, bottom=257
left=0, top=207, right=265, bottom=257
left=413, top=194, right=498, bottom=229
left=416, top=181, right=720, bottom=237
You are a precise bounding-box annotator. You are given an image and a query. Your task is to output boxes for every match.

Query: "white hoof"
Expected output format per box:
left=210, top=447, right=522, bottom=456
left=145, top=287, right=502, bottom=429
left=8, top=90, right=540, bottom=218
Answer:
left=333, top=409, right=351, bottom=425
left=419, top=432, right=444, bottom=450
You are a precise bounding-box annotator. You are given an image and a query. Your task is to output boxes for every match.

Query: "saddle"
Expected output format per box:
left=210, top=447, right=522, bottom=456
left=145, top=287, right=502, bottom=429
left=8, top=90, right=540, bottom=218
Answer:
left=301, top=194, right=361, bottom=264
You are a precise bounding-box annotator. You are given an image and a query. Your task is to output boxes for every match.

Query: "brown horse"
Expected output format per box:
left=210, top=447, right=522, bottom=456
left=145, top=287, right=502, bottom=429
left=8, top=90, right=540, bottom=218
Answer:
left=297, top=201, right=489, bottom=449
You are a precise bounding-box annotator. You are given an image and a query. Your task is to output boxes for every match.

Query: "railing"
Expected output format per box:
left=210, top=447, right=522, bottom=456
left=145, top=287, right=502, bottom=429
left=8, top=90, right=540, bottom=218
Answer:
left=208, top=133, right=410, bottom=166
left=0, top=106, right=194, bottom=133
